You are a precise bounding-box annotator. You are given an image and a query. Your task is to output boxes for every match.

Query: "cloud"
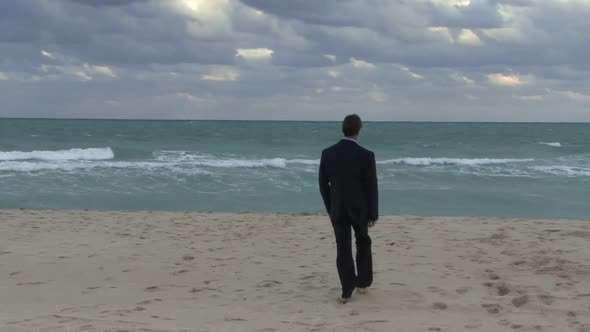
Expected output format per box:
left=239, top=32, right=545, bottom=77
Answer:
left=457, top=29, right=482, bottom=46
left=84, top=64, right=116, bottom=78
left=401, top=66, right=424, bottom=79
left=487, top=73, right=528, bottom=87
left=516, top=95, right=544, bottom=101
left=41, top=50, right=55, bottom=59
left=176, top=92, right=204, bottom=102
left=0, top=0, right=590, bottom=121
left=236, top=48, right=274, bottom=60
left=350, top=58, right=375, bottom=69
left=68, top=0, right=147, bottom=7
left=327, top=69, right=340, bottom=78
left=565, top=90, right=590, bottom=102
left=324, top=54, right=336, bottom=62
left=202, top=67, right=239, bottom=81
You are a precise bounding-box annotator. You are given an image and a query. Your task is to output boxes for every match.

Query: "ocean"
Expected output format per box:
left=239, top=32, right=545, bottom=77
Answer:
left=1, top=119, right=589, bottom=219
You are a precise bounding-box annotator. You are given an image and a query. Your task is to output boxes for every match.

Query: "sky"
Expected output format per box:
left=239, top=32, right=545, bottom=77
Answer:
left=0, top=0, right=589, bottom=122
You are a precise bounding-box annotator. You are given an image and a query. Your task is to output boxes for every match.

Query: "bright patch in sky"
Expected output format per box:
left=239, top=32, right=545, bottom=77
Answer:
left=202, top=68, right=239, bottom=81
left=328, top=70, right=340, bottom=78
left=236, top=48, right=274, bottom=60
left=180, top=0, right=203, bottom=11
left=0, top=72, right=8, bottom=80
left=41, top=50, right=55, bottom=59
left=324, top=54, right=336, bottom=62
left=518, top=95, right=544, bottom=101
left=176, top=92, right=203, bottom=102
left=566, top=90, right=590, bottom=102
left=457, top=29, right=482, bottom=46
left=84, top=64, right=116, bottom=78
left=432, top=0, right=471, bottom=7
left=350, top=58, right=375, bottom=69
left=401, top=66, right=424, bottom=79
left=487, top=73, right=527, bottom=87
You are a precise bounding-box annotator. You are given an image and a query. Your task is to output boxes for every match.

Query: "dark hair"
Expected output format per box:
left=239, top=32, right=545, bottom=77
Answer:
left=342, top=114, right=362, bottom=137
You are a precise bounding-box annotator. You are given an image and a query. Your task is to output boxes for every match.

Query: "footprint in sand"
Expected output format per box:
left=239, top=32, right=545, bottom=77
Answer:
left=456, top=286, right=470, bottom=294
left=494, top=282, right=511, bottom=296
left=482, top=303, right=502, bottom=314
left=257, top=280, right=282, bottom=288
left=538, top=294, right=555, bottom=305
left=172, top=269, right=189, bottom=275
left=432, top=302, right=448, bottom=310
left=512, top=294, right=529, bottom=307
left=145, top=285, right=160, bottom=292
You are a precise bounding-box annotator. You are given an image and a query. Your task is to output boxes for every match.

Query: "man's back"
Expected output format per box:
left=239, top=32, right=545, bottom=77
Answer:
left=319, top=139, right=378, bottom=223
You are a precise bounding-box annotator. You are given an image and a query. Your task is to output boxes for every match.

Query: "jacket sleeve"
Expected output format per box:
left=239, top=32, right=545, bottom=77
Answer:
left=367, top=151, right=379, bottom=221
left=318, top=151, right=331, bottom=215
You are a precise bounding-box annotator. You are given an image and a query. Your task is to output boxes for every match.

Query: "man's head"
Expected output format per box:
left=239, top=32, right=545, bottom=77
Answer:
left=342, top=114, right=363, bottom=138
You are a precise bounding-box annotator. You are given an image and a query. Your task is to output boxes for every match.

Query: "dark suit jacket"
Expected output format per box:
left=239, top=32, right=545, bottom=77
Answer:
left=319, top=139, right=379, bottom=223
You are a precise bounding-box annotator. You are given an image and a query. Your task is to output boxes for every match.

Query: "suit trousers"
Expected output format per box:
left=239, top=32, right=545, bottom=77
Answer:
left=331, top=213, right=373, bottom=298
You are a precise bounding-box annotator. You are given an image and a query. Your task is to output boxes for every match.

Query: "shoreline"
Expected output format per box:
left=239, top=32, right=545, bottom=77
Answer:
left=3, top=208, right=590, bottom=222
left=1, top=210, right=589, bottom=331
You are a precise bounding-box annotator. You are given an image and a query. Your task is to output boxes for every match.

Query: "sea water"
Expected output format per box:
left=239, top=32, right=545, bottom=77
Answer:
left=1, top=119, right=589, bottom=219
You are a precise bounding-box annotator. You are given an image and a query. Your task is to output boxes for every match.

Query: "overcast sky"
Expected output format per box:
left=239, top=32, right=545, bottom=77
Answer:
left=1, top=0, right=589, bottom=121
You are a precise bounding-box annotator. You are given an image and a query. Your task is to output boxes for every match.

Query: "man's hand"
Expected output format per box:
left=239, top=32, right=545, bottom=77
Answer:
left=368, top=220, right=376, bottom=228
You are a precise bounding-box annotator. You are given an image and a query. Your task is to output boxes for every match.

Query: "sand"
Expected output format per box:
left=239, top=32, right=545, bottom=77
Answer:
left=1, top=209, right=589, bottom=332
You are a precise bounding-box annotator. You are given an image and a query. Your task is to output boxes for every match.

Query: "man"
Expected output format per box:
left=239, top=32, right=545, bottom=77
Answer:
left=319, top=114, right=379, bottom=304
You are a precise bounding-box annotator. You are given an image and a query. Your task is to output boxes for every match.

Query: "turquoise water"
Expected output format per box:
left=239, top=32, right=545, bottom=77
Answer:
left=1, top=119, right=589, bottom=219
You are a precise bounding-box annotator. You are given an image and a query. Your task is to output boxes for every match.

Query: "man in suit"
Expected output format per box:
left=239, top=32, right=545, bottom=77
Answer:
left=319, top=114, right=379, bottom=303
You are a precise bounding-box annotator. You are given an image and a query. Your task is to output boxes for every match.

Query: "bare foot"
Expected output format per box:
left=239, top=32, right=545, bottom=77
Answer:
left=357, top=288, right=368, bottom=294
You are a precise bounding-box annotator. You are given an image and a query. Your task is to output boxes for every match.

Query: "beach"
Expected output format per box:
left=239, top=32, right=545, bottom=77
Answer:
left=1, top=209, right=589, bottom=332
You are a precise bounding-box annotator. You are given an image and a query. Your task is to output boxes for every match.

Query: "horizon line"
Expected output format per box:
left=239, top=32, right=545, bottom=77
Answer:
left=1, top=117, right=590, bottom=124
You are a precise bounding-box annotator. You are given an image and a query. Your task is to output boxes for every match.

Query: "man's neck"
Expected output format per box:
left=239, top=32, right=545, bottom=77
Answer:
left=342, top=136, right=358, bottom=143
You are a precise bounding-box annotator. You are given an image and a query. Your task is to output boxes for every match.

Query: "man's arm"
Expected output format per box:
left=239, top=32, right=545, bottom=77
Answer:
left=367, top=151, right=379, bottom=223
left=318, top=151, right=331, bottom=215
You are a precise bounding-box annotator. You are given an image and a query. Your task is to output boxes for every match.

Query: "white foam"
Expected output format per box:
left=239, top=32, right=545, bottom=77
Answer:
left=0, top=160, right=210, bottom=174
left=0, top=147, right=114, bottom=161
left=379, top=157, right=534, bottom=166
left=539, top=142, right=562, bottom=147
left=530, top=165, right=590, bottom=177
left=194, top=157, right=288, bottom=168
left=154, top=151, right=294, bottom=168
left=287, top=159, right=320, bottom=166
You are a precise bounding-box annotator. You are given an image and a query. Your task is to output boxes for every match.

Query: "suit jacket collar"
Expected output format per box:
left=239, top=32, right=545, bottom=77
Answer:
left=340, top=137, right=358, bottom=144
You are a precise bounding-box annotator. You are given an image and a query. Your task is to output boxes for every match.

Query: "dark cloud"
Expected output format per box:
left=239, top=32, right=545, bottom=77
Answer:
left=68, top=0, right=147, bottom=7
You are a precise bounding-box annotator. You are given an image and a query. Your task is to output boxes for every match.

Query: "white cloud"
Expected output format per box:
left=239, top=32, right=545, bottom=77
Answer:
left=400, top=66, right=424, bottom=79
left=0, top=72, right=8, bottom=80
left=450, top=73, right=475, bottom=86
left=73, top=70, right=93, bottom=81
left=328, top=69, right=340, bottom=78
left=350, top=57, right=376, bottom=69
left=331, top=86, right=344, bottom=92
left=84, top=64, right=116, bottom=78
left=429, top=26, right=454, bottom=43
left=487, top=73, right=528, bottom=87
left=517, top=95, right=544, bottom=101
left=431, top=0, right=471, bottom=7
left=41, top=50, right=55, bottom=59
left=202, top=67, right=239, bottom=81
left=565, top=90, right=590, bottom=102
left=176, top=92, right=204, bottom=102
left=236, top=48, right=274, bottom=60
left=457, top=29, right=482, bottom=46
left=368, top=90, right=386, bottom=103
left=324, top=54, right=336, bottom=62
